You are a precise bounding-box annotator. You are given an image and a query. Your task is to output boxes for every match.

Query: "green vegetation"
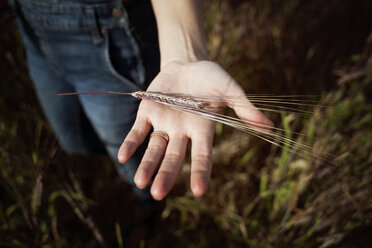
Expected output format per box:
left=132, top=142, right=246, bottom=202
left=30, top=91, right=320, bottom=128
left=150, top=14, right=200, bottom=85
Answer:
left=1, top=0, right=371, bottom=247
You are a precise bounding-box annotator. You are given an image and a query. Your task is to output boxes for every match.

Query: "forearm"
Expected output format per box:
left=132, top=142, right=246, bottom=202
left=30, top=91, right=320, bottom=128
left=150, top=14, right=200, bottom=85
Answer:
left=150, top=0, right=208, bottom=67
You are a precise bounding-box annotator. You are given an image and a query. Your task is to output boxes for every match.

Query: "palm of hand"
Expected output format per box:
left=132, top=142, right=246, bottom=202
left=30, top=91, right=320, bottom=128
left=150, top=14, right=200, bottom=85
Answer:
left=118, top=60, right=271, bottom=200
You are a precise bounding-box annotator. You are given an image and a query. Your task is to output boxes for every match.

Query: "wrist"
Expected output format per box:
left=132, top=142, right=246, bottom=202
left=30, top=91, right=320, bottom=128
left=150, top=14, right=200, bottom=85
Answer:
left=150, top=0, right=208, bottom=68
left=159, top=31, right=208, bottom=68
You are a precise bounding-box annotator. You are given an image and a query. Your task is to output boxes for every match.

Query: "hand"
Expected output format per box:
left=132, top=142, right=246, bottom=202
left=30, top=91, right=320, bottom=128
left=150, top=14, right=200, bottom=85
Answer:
left=117, top=60, right=272, bottom=201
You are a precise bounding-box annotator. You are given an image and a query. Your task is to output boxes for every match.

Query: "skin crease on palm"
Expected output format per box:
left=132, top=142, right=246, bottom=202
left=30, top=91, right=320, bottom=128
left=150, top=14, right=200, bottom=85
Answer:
left=117, top=0, right=272, bottom=201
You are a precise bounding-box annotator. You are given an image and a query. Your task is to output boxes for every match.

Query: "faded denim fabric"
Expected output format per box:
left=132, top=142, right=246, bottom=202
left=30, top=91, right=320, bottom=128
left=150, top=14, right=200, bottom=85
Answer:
left=12, top=0, right=160, bottom=203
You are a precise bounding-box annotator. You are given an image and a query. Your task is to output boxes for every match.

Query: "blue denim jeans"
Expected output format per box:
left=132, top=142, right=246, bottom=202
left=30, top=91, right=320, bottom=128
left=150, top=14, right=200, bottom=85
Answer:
left=13, top=0, right=160, bottom=203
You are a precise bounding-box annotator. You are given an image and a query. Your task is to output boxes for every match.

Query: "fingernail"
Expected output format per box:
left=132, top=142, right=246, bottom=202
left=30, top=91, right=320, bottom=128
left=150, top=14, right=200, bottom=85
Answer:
left=117, top=155, right=125, bottom=163
left=192, top=185, right=205, bottom=197
left=151, top=188, right=164, bottom=201
left=136, top=184, right=145, bottom=189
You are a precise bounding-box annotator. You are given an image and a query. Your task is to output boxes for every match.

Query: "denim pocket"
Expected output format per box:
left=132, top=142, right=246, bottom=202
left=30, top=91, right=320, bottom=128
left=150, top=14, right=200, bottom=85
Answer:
left=102, top=27, right=146, bottom=89
left=16, top=0, right=145, bottom=86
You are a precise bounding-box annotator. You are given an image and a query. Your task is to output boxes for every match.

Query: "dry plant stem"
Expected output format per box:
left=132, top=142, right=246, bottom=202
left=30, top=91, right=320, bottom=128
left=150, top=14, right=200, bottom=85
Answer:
left=58, top=90, right=333, bottom=164
left=60, top=183, right=107, bottom=247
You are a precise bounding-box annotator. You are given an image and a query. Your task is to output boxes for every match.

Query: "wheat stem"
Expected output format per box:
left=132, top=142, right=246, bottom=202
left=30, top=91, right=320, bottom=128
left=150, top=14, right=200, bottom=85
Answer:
left=58, top=90, right=333, bottom=164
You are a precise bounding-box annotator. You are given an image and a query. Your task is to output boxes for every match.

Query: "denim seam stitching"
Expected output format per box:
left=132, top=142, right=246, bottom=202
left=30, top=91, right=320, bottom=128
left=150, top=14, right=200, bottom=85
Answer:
left=86, top=7, right=104, bottom=45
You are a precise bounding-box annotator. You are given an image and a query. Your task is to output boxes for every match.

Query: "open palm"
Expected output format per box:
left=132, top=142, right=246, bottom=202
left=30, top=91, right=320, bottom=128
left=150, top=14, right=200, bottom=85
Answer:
left=118, top=60, right=272, bottom=200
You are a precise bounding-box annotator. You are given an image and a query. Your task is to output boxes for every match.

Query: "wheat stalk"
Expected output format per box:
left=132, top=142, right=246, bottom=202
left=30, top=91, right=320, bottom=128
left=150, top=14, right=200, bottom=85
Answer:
left=58, top=90, right=334, bottom=165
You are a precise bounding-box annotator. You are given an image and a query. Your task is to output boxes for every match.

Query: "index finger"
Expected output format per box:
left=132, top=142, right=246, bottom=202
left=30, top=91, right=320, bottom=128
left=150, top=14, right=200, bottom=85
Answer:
left=117, top=116, right=151, bottom=163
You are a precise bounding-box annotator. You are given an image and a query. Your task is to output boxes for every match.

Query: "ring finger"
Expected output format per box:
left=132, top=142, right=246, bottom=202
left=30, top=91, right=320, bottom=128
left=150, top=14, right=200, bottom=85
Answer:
left=134, top=131, right=169, bottom=189
left=151, top=135, right=188, bottom=201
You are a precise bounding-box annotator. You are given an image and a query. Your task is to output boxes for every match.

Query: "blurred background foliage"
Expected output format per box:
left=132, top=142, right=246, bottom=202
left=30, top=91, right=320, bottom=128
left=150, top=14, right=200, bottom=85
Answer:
left=1, top=0, right=371, bottom=247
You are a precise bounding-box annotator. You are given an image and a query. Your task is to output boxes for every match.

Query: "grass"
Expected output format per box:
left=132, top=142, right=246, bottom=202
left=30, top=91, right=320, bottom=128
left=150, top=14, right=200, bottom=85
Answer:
left=1, top=0, right=372, bottom=247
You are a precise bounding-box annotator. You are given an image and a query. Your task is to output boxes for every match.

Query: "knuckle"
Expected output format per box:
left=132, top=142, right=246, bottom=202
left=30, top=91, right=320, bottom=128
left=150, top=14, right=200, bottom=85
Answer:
left=130, top=129, right=143, bottom=137
left=165, top=151, right=182, bottom=162
left=122, top=139, right=136, bottom=150
left=140, top=159, right=155, bottom=167
left=147, top=144, right=164, bottom=152
left=193, top=152, right=212, bottom=163
left=156, top=169, right=177, bottom=181
left=137, top=165, right=154, bottom=177
left=191, top=168, right=210, bottom=175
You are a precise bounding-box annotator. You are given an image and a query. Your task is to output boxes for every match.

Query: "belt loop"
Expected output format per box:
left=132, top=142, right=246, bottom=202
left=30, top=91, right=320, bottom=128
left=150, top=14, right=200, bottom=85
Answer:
left=86, top=7, right=103, bottom=46
left=116, top=0, right=129, bottom=27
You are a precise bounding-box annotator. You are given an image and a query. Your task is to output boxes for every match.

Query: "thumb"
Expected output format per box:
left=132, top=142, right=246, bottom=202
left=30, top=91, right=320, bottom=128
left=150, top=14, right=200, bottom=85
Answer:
left=224, top=83, right=274, bottom=130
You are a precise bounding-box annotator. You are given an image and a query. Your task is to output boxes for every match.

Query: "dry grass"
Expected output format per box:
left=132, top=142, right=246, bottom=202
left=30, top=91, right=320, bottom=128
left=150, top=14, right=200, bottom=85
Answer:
left=1, top=0, right=372, bottom=247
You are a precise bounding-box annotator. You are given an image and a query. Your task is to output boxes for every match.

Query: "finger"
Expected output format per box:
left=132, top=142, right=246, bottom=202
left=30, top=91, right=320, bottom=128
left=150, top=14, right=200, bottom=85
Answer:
left=117, top=117, right=151, bottom=163
left=150, top=135, right=188, bottom=201
left=226, top=84, right=274, bottom=130
left=234, top=98, right=274, bottom=130
left=134, top=134, right=168, bottom=189
left=190, top=133, right=213, bottom=197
